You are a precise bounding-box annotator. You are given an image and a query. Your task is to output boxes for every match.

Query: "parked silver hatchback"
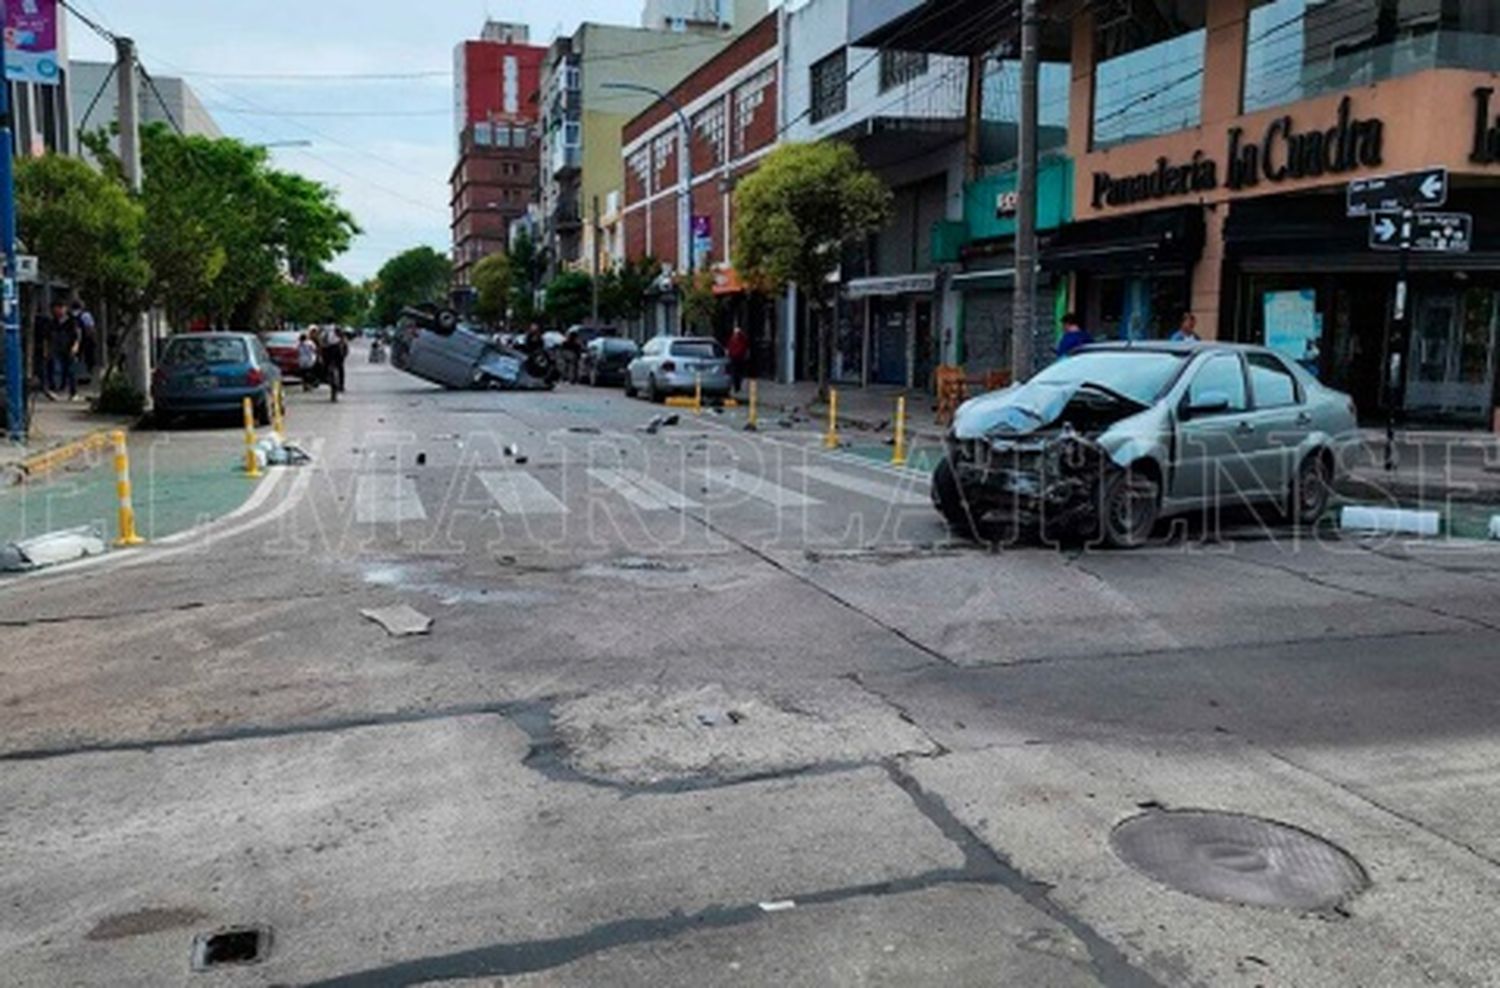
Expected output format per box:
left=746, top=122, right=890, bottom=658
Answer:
left=625, top=336, right=732, bottom=403
left=934, top=342, right=1360, bottom=547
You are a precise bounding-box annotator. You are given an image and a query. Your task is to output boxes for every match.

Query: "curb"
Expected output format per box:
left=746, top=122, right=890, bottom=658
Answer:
left=4, top=430, right=116, bottom=485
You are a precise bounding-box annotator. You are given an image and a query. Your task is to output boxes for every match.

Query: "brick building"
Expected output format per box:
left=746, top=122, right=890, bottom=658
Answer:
left=450, top=22, right=546, bottom=286
left=620, top=13, right=780, bottom=366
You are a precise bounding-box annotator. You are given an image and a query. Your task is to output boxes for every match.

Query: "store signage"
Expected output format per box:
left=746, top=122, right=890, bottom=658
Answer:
left=1347, top=167, right=1447, bottom=216
left=1472, top=87, right=1500, bottom=165
left=995, top=190, right=1019, bottom=217
left=1090, top=96, right=1385, bottom=209
left=1368, top=210, right=1471, bottom=253
left=4, top=0, right=60, bottom=85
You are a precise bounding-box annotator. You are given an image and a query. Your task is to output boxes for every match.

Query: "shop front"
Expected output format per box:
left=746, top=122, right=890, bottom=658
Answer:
left=845, top=273, right=939, bottom=388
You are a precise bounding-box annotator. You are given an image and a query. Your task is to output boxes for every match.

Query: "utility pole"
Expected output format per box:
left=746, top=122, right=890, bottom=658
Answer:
left=1, top=39, right=23, bottom=441
left=590, top=194, right=600, bottom=325
left=116, top=37, right=152, bottom=408
left=1011, top=0, right=1039, bottom=383
left=1385, top=208, right=1412, bottom=471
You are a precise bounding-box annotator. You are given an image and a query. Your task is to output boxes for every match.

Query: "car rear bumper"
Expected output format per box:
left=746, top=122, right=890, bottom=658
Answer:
left=154, top=386, right=268, bottom=415
left=658, top=371, right=732, bottom=395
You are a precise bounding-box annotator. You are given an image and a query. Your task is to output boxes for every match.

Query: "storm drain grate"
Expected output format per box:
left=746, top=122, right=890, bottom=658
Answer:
left=191, top=926, right=271, bottom=971
left=1110, top=809, right=1367, bottom=912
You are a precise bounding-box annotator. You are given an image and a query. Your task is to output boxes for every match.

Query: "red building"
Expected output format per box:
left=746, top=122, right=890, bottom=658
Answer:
left=620, top=13, right=779, bottom=358
left=451, top=22, right=546, bottom=287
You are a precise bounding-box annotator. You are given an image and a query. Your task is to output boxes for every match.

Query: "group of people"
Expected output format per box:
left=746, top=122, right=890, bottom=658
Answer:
left=1055, top=310, right=1202, bottom=358
left=540, top=323, right=754, bottom=393
left=295, top=323, right=348, bottom=399
left=34, top=299, right=97, bottom=402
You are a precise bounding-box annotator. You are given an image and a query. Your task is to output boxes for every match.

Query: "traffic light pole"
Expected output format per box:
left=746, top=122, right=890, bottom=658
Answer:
left=1, top=42, right=24, bottom=443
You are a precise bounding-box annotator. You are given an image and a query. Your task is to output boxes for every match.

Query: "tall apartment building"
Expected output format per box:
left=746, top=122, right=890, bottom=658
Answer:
left=537, top=1, right=767, bottom=281
left=451, top=21, right=546, bottom=285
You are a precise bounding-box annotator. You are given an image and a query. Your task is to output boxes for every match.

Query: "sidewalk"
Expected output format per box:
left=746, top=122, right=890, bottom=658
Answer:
left=1, top=396, right=138, bottom=483
left=746, top=378, right=1500, bottom=505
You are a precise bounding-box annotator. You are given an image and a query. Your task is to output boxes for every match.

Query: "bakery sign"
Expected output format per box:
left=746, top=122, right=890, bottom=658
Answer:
left=1091, top=95, right=1385, bottom=209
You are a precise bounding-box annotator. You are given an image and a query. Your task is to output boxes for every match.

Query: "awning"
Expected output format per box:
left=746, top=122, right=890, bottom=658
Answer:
left=845, top=272, right=938, bottom=299
left=949, top=269, right=1015, bottom=292
left=1041, top=206, right=1205, bottom=274
left=712, top=265, right=744, bottom=295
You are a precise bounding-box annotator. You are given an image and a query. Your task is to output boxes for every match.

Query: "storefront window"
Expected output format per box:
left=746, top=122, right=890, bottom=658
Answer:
left=1092, top=15, right=1206, bottom=150
left=1244, top=0, right=1500, bottom=114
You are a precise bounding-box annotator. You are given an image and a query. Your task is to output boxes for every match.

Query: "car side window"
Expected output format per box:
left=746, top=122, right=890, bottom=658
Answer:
left=1246, top=353, right=1299, bottom=408
left=1187, top=355, right=1248, bottom=413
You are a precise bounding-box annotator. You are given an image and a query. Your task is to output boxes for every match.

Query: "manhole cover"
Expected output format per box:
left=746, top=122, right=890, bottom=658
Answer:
left=1110, top=810, right=1367, bottom=911
left=191, top=926, right=271, bottom=970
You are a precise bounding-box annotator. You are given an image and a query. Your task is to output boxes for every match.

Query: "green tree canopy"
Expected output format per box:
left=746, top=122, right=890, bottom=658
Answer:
left=543, top=270, right=593, bottom=327
left=508, top=233, right=539, bottom=324
left=471, top=252, right=513, bottom=325
left=372, top=246, right=452, bottom=326
left=599, top=255, right=657, bottom=323
left=733, top=142, right=890, bottom=386
left=268, top=267, right=364, bottom=327
left=15, top=153, right=149, bottom=324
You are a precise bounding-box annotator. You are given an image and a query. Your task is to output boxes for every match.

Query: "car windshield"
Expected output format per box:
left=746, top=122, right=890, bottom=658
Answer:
left=600, top=339, right=637, bottom=354
left=672, top=341, right=724, bottom=359
left=264, top=332, right=299, bottom=347
left=163, top=337, right=248, bottom=365
left=1029, top=350, right=1189, bottom=405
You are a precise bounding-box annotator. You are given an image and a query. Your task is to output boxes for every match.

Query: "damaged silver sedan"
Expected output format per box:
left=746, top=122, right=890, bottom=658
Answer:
left=933, top=343, right=1359, bottom=547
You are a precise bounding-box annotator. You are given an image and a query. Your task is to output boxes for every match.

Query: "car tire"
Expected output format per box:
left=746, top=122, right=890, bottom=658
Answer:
left=647, top=375, right=662, bottom=403
left=624, top=375, right=637, bottom=398
left=1286, top=451, right=1332, bottom=526
left=932, top=457, right=983, bottom=540
left=1098, top=467, right=1160, bottom=549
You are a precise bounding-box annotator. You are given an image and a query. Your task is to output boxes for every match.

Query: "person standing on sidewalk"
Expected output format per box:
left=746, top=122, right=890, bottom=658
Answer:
left=70, top=300, right=98, bottom=385
left=1055, top=313, right=1093, bottom=358
left=319, top=323, right=347, bottom=400
left=296, top=332, right=319, bottom=391
left=37, top=301, right=81, bottom=400
left=1169, top=312, right=1200, bottom=342
left=727, top=325, right=751, bottom=394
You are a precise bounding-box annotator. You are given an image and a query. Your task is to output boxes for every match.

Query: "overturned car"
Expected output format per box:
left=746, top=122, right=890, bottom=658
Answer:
left=391, top=308, right=556, bottom=391
left=933, top=342, right=1358, bottom=547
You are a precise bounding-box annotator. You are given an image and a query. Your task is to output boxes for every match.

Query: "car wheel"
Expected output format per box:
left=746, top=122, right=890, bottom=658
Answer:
left=624, top=374, right=637, bottom=398
left=646, top=375, right=662, bottom=403
left=1287, top=451, right=1332, bottom=526
left=1099, top=467, right=1160, bottom=549
left=932, top=457, right=983, bottom=540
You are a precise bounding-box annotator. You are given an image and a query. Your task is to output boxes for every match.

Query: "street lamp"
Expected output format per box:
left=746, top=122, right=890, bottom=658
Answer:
left=602, top=80, right=691, bottom=334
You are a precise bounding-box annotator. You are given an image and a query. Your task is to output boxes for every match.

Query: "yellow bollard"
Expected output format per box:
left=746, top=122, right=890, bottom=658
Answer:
left=694, top=371, right=703, bottom=415
left=111, top=430, right=145, bottom=546
left=823, top=388, right=840, bottom=449
left=747, top=379, right=759, bottom=429
left=891, top=395, right=908, bottom=466
left=271, top=379, right=285, bottom=436
left=242, top=397, right=262, bottom=478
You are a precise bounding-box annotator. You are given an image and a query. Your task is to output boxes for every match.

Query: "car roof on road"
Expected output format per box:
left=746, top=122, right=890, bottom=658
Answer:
left=1078, top=340, right=1269, bottom=355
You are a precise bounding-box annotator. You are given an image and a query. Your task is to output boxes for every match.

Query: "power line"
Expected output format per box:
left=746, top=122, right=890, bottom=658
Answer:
left=138, top=64, right=185, bottom=137
left=205, top=106, right=453, bottom=118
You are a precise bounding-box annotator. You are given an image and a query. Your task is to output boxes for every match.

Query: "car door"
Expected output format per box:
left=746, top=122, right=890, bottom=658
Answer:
left=1172, top=353, right=1258, bottom=507
left=1242, top=352, right=1306, bottom=500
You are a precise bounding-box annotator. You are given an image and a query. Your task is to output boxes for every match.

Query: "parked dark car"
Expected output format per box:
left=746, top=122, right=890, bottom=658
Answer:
left=152, top=332, right=282, bottom=425
left=261, top=330, right=303, bottom=379
left=580, top=337, right=639, bottom=387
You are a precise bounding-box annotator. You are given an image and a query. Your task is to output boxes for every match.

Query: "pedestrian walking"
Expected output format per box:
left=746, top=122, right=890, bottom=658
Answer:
left=297, top=332, right=319, bottom=391
left=37, top=301, right=81, bottom=400
left=70, top=300, right=97, bottom=383
left=1055, top=313, right=1093, bottom=358
left=727, top=325, right=751, bottom=394
left=1169, top=311, right=1200, bottom=342
left=319, top=323, right=347, bottom=400
left=561, top=328, right=583, bottom=384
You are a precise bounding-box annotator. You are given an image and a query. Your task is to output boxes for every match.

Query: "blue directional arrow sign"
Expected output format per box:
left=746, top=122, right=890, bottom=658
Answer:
left=1347, top=167, right=1448, bottom=216
left=1369, top=210, right=1472, bottom=252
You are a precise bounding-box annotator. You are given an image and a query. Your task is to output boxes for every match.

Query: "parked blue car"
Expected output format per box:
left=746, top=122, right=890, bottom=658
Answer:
left=152, top=332, right=282, bottom=425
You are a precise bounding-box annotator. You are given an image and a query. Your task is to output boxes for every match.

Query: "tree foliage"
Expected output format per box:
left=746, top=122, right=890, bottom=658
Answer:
left=599, top=255, right=657, bottom=323
left=269, top=267, right=365, bottom=326
left=733, top=142, right=890, bottom=386
left=543, top=270, right=593, bottom=327
left=679, top=270, right=718, bottom=334
left=371, top=246, right=452, bottom=326
left=471, top=252, right=513, bottom=325
left=15, top=153, right=149, bottom=322
left=507, top=233, right=540, bottom=324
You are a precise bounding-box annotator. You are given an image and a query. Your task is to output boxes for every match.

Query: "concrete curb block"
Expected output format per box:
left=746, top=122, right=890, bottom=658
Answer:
left=1340, top=505, right=1442, bottom=537
left=1489, top=515, right=1500, bottom=541
left=5, top=429, right=115, bottom=485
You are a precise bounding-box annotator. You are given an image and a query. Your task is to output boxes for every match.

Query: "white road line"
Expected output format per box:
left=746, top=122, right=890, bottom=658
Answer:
left=355, top=474, right=427, bottom=524
left=709, top=468, right=820, bottom=509
left=587, top=468, right=701, bottom=511
left=791, top=464, right=930, bottom=506
left=478, top=471, right=568, bottom=516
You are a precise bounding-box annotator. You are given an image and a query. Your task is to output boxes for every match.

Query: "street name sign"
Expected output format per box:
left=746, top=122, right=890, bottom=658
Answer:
left=1347, top=167, right=1448, bottom=216
left=1368, top=210, right=1472, bottom=252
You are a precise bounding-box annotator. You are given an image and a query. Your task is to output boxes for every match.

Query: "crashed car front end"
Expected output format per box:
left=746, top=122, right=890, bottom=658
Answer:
left=940, top=381, right=1154, bottom=532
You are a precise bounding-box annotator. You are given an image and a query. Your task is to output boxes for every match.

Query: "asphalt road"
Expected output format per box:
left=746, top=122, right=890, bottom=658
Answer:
left=4, top=351, right=1500, bottom=986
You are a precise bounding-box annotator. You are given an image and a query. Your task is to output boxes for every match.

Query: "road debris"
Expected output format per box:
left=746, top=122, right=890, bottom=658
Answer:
left=758, top=900, right=796, bottom=913
left=640, top=413, right=682, bottom=435
left=568, top=426, right=602, bottom=434
left=0, top=525, right=108, bottom=572
left=415, top=452, right=427, bottom=466
left=360, top=604, right=434, bottom=636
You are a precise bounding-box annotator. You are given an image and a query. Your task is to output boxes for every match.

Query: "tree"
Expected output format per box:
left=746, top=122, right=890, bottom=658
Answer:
left=372, top=246, right=451, bottom=326
left=733, top=141, right=891, bottom=390
left=471, top=252, right=513, bottom=325
left=267, top=267, right=363, bottom=327
left=508, top=232, right=540, bottom=324
left=15, top=153, right=150, bottom=341
left=543, top=271, right=593, bottom=327
left=680, top=270, right=718, bottom=334
left=599, top=255, right=657, bottom=324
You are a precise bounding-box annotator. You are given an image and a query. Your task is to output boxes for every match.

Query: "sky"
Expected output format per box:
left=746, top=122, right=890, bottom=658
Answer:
left=63, top=0, right=646, bottom=282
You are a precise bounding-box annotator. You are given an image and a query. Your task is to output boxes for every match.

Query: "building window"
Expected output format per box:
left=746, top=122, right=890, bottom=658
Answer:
left=878, top=49, right=928, bottom=92
left=810, top=48, right=847, bottom=124
left=474, top=122, right=492, bottom=146
left=733, top=66, right=774, bottom=157
left=1091, top=12, right=1206, bottom=150
left=1244, top=0, right=1500, bottom=114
